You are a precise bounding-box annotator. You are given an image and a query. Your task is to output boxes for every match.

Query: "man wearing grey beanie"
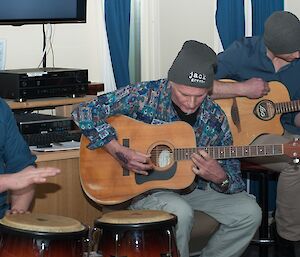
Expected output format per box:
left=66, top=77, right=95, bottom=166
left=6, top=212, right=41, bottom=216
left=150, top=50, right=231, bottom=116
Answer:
left=72, top=40, right=261, bottom=257
left=213, top=10, right=300, bottom=257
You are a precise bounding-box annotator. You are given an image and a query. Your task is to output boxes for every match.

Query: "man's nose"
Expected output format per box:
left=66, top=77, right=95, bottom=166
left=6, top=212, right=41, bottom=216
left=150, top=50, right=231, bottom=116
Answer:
left=188, top=97, right=197, bottom=108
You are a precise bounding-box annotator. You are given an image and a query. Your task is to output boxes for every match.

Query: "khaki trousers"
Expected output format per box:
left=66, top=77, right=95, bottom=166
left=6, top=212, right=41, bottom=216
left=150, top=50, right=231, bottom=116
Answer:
left=129, top=186, right=261, bottom=257
left=252, top=132, right=300, bottom=241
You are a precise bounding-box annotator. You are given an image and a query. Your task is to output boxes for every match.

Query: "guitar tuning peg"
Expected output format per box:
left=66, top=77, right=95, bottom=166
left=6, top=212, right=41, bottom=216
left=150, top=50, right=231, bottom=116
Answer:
left=293, top=158, right=300, bottom=164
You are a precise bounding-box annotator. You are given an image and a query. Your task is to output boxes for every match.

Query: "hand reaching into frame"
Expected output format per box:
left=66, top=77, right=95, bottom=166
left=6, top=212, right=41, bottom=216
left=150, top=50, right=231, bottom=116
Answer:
left=1, top=166, right=61, bottom=193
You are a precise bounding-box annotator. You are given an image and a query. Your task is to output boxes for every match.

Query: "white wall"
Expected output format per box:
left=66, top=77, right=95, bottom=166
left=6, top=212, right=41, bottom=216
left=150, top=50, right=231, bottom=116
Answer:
left=285, top=2, right=300, bottom=15
left=158, top=0, right=216, bottom=79
left=0, top=0, right=299, bottom=84
left=140, top=0, right=216, bottom=81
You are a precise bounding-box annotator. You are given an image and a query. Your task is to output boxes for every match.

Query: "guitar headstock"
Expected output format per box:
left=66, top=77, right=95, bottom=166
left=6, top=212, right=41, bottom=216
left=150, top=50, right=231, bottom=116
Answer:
left=283, top=138, right=300, bottom=163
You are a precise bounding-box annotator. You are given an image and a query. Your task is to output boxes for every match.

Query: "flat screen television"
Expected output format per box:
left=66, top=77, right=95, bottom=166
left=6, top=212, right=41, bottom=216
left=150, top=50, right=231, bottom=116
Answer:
left=0, top=0, right=87, bottom=25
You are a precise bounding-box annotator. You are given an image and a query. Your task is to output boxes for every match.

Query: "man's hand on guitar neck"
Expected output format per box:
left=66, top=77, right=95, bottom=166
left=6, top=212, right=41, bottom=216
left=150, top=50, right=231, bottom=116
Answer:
left=191, top=150, right=228, bottom=186
left=104, top=139, right=153, bottom=175
left=213, top=78, right=270, bottom=99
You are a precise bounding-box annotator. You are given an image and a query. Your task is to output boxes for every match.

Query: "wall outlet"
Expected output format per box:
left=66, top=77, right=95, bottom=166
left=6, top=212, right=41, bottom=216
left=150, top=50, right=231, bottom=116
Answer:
left=0, top=39, right=6, bottom=70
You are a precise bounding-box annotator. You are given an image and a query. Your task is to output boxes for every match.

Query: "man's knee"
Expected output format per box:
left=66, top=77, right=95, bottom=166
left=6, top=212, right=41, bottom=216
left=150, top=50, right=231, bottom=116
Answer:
left=241, top=200, right=262, bottom=229
left=171, top=203, right=194, bottom=228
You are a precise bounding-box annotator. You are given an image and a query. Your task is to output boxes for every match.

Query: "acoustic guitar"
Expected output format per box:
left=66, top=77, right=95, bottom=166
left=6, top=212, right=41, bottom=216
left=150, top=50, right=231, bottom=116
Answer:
left=80, top=115, right=300, bottom=205
left=215, top=81, right=298, bottom=145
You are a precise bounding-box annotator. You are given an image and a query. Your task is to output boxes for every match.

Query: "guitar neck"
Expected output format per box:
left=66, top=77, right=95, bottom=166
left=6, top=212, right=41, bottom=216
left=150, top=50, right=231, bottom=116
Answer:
left=275, top=100, right=300, bottom=114
left=174, top=144, right=284, bottom=161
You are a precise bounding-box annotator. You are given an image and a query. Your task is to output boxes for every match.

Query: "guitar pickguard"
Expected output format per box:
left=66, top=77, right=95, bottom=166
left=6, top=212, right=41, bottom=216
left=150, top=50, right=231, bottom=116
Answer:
left=135, top=163, right=177, bottom=184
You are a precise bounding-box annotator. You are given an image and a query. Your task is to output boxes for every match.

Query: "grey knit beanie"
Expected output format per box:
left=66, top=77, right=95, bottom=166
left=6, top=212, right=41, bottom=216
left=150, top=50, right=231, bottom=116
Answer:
left=168, top=40, right=216, bottom=88
left=264, top=11, right=300, bottom=54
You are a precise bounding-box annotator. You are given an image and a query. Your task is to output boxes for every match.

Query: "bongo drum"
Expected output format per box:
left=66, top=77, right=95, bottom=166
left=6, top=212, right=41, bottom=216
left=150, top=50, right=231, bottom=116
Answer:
left=94, top=210, right=179, bottom=257
left=0, top=213, right=89, bottom=257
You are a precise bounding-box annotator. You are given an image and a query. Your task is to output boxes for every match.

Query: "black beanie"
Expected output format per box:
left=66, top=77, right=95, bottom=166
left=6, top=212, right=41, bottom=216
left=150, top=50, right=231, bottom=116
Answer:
left=264, top=11, right=300, bottom=54
left=168, top=40, right=217, bottom=88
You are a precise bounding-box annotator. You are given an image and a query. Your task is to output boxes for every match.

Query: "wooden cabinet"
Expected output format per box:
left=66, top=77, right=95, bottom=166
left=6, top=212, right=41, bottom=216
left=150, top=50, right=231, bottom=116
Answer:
left=7, top=96, right=104, bottom=226
left=6, top=95, right=95, bottom=117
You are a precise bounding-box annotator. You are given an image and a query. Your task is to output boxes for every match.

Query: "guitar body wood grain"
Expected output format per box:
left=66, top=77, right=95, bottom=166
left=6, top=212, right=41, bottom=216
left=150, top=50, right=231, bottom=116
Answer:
left=215, top=81, right=290, bottom=145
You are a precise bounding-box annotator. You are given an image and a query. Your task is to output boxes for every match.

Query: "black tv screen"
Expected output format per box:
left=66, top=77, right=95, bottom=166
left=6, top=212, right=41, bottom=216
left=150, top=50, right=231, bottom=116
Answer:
left=0, top=0, right=87, bottom=25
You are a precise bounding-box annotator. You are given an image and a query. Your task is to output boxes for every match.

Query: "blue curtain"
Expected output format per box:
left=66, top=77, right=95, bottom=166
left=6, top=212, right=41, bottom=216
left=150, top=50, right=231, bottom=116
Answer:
left=216, top=0, right=245, bottom=49
left=251, top=0, right=284, bottom=36
left=105, top=0, right=131, bottom=88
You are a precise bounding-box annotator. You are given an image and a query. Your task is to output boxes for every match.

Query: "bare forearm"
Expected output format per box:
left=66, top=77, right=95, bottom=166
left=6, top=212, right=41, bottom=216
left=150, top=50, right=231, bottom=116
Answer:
left=212, top=78, right=269, bottom=99
left=103, top=139, right=122, bottom=158
left=0, top=175, right=10, bottom=192
left=212, top=80, right=246, bottom=99
left=10, top=185, right=35, bottom=212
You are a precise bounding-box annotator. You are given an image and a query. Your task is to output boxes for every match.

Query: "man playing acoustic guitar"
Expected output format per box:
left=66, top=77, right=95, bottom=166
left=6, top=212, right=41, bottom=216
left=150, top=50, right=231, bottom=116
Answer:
left=213, top=11, right=300, bottom=257
left=72, top=40, right=261, bottom=257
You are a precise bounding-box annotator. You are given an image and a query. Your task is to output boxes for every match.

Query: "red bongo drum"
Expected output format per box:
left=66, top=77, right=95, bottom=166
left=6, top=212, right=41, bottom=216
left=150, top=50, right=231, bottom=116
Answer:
left=0, top=213, right=89, bottom=257
left=94, top=210, right=179, bottom=257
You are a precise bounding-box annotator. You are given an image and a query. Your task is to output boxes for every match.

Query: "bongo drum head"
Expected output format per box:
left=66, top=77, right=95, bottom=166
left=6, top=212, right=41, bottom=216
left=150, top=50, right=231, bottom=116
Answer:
left=0, top=213, right=87, bottom=239
left=95, top=210, right=177, bottom=230
left=0, top=213, right=85, bottom=233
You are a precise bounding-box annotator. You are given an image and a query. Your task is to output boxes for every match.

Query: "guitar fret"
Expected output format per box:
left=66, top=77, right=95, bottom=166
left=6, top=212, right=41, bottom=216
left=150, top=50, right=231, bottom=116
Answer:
left=275, top=103, right=281, bottom=113
left=187, top=148, right=192, bottom=159
left=180, top=148, right=184, bottom=160
left=295, top=100, right=300, bottom=112
left=290, top=102, right=295, bottom=112
left=296, top=100, right=300, bottom=111
left=230, top=146, right=237, bottom=158
left=219, top=146, right=225, bottom=159
left=266, top=145, right=274, bottom=155
left=225, top=147, right=230, bottom=158
left=283, top=102, right=288, bottom=112
left=213, top=147, right=218, bottom=159
left=257, top=146, right=265, bottom=156
left=243, top=146, right=250, bottom=157
left=236, top=146, right=243, bottom=157
left=186, top=149, right=189, bottom=159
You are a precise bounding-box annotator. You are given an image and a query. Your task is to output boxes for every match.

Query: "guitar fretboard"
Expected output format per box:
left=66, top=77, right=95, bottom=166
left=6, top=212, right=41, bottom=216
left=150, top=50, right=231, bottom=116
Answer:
left=174, top=144, right=283, bottom=160
left=275, top=100, right=300, bottom=114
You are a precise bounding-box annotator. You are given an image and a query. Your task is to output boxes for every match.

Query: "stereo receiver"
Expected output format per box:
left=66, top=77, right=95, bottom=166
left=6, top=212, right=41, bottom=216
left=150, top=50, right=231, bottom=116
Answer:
left=14, top=112, right=81, bottom=147
left=0, top=67, right=88, bottom=101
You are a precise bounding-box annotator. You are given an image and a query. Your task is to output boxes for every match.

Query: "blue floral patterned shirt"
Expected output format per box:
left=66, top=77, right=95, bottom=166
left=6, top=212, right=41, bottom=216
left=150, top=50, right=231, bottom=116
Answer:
left=72, top=79, right=245, bottom=194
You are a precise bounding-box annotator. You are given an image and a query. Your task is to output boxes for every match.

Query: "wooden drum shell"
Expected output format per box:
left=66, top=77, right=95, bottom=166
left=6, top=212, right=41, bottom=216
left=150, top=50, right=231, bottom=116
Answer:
left=0, top=213, right=88, bottom=257
left=94, top=210, right=179, bottom=257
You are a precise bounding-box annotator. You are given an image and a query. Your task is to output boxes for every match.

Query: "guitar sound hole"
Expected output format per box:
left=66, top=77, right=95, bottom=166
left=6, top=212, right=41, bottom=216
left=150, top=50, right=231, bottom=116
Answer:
left=254, top=99, right=276, bottom=121
left=150, top=145, right=173, bottom=168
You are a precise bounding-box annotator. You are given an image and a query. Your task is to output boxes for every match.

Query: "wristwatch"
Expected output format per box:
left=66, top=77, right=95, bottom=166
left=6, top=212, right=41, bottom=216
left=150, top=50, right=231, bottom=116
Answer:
left=218, top=176, right=229, bottom=189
